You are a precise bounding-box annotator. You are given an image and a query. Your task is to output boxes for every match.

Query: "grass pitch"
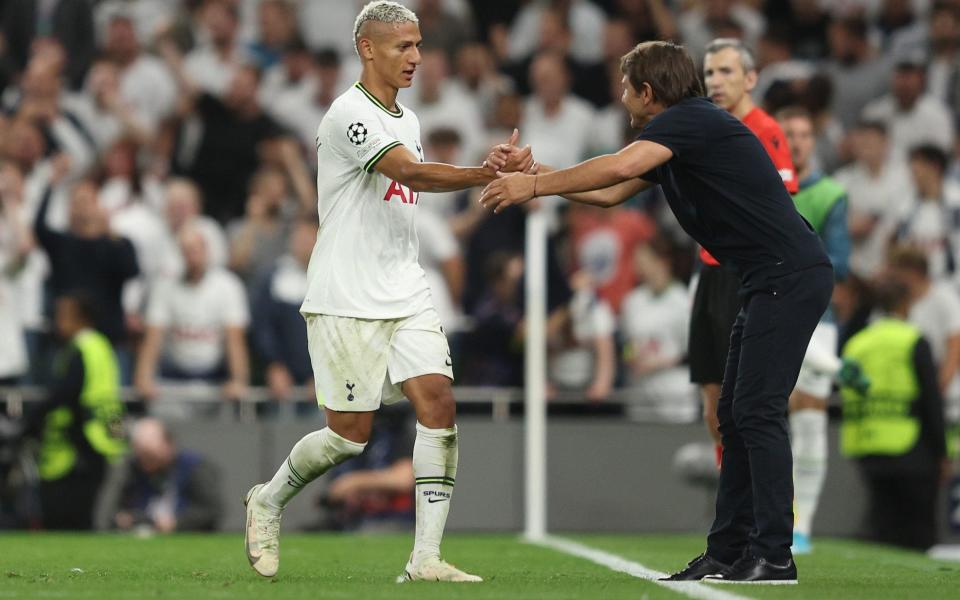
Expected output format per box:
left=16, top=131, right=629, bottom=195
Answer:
left=2, top=533, right=958, bottom=599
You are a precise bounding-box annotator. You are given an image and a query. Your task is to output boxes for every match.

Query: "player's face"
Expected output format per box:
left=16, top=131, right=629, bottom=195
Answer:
left=369, top=21, right=423, bottom=89
left=703, top=48, right=755, bottom=112
left=782, top=116, right=815, bottom=173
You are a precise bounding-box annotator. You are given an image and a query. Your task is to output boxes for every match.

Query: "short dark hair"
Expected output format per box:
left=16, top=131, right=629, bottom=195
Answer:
left=887, top=244, right=929, bottom=276
left=60, top=291, right=98, bottom=327
left=620, top=41, right=704, bottom=107
left=426, top=127, right=462, bottom=147
left=854, top=119, right=887, bottom=136
left=874, top=279, right=912, bottom=314
left=314, top=47, right=341, bottom=68
left=908, top=144, right=949, bottom=173
left=775, top=105, right=813, bottom=124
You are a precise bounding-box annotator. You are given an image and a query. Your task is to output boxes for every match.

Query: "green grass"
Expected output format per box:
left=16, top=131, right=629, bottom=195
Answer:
left=1, top=533, right=957, bottom=599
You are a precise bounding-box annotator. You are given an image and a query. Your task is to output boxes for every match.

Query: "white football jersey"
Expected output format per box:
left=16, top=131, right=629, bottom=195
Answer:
left=301, top=82, right=431, bottom=319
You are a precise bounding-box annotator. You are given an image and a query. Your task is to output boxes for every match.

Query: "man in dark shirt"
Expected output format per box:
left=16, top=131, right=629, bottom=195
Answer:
left=35, top=180, right=139, bottom=345
left=482, top=41, right=832, bottom=584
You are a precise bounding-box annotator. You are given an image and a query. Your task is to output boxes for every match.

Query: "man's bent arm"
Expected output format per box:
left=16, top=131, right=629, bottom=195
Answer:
left=535, top=164, right=651, bottom=207
left=535, top=141, right=671, bottom=197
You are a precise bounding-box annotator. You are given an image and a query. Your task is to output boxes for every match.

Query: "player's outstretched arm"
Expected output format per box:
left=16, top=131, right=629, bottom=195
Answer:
left=374, top=143, right=532, bottom=193
left=479, top=141, right=671, bottom=213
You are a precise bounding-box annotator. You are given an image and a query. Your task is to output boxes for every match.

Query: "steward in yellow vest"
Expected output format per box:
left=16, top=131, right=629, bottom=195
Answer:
left=839, top=280, right=949, bottom=550
left=25, top=294, right=126, bottom=530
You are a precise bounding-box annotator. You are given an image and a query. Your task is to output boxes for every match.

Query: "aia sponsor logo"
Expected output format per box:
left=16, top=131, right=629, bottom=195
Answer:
left=383, top=180, right=419, bottom=204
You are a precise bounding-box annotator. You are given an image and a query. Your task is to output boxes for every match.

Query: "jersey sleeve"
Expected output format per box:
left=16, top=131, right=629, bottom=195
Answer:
left=326, top=103, right=404, bottom=174
left=757, top=122, right=798, bottom=194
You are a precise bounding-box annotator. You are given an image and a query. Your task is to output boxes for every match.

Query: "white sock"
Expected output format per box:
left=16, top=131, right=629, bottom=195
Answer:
left=259, top=427, right=366, bottom=512
left=412, top=422, right=458, bottom=563
left=791, top=409, right=828, bottom=538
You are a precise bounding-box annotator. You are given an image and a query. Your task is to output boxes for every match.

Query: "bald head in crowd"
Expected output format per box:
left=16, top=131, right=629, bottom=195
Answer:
left=131, top=418, right=176, bottom=475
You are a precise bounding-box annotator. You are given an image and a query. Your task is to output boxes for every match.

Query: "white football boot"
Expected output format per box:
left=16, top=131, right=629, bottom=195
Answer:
left=243, top=484, right=282, bottom=577
left=397, top=553, right=483, bottom=583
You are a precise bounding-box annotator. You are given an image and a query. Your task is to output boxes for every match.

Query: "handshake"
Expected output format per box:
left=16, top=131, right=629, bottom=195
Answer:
left=478, top=129, right=543, bottom=214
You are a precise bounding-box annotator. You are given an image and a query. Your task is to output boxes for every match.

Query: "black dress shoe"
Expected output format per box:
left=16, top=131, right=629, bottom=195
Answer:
left=659, top=553, right=730, bottom=581
left=703, top=555, right=797, bottom=585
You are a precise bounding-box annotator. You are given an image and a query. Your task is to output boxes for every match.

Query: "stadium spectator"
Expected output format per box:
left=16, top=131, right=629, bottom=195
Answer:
left=182, top=0, right=245, bottom=97
left=508, top=0, right=607, bottom=66
left=135, top=225, right=250, bottom=401
left=839, top=279, right=950, bottom=551
left=453, top=43, right=513, bottom=127
left=677, top=0, right=766, bottom=64
left=762, top=0, right=831, bottom=61
left=227, top=167, right=295, bottom=286
left=833, top=120, right=914, bottom=278
left=316, top=405, right=415, bottom=532
left=620, top=236, right=697, bottom=422
left=589, top=63, right=631, bottom=156
left=99, top=11, right=178, bottom=137
left=250, top=218, right=315, bottom=403
left=156, top=178, right=228, bottom=281
left=25, top=293, right=126, bottom=530
left=895, top=144, right=960, bottom=281
left=247, top=0, right=298, bottom=69
left=265, top=47, right=341, bottom=159
left=61, top=58, right=154, bottom=155
left=416, top=205, right=467, bottom=348
left=415, top=0, right=476, bottom=63
left=521, top=52, right=595, bottom=177
left=0, top=163, right=31, bottom=383
left=547, top=270, right=615, bottom=402
left=404, top=48, right=485, bottom=163
left=1, top=0, right=95, bottom=90
left=113, top=418, right=222, bottom=533
left=164, top=41, right=289, bottom=223
left=258, top=37, right=315, bottom=108
left=34, top=179, right=140, bottom=346
left=862, top=49, right=955, bottom=158
left=565, top=202, right=655, bottom=314
left=822, top=16, right=893, bottom=130
left=10, top=57, right=96, bottom=179
left=886, top=246, right=960, bottom=405
left=609, top=0, right=677, bottom=44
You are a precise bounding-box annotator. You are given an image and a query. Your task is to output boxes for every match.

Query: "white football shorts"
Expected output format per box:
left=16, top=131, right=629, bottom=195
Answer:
left=304, top=301, right=453, bottom=412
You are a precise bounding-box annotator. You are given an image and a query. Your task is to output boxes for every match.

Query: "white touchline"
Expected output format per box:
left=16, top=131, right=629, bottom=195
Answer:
left=529, top=536, right=752, bottom=600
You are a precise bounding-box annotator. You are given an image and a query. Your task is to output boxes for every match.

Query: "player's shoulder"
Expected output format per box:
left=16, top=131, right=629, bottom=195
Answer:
left=324, top=84, right=374, bottom=123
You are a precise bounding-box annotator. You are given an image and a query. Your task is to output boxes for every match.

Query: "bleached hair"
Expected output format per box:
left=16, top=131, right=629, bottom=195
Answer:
left=353, top=1, right=419, bottom=57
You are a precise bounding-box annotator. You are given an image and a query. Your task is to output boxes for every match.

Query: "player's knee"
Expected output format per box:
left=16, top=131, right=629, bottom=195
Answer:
left=418, top=386, right=456, bottom=428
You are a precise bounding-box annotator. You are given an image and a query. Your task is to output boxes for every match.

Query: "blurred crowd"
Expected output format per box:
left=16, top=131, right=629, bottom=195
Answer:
left=1, top=0, right=960, bottom=431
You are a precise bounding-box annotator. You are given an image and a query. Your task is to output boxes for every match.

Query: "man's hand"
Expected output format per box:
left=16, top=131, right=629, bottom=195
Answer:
left=266, top=363, right=294, bottom=402
left=482, top=128, right=535, bottom=173
left=478, top=172, right=537, bottom=213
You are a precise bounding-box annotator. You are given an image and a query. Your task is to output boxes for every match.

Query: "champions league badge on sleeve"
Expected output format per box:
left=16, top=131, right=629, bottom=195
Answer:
left=347, top=122, right=368, bottom=146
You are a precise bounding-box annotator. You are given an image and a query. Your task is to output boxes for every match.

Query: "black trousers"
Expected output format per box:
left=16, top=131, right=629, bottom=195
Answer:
left=859, top=461, right=940, bottom=551
left=40, top=459, right=106, bottom=530
left=706, top=264, right=833, bottom=563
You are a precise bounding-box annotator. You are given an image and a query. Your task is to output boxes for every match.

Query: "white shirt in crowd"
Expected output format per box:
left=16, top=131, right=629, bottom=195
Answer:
left=620, top=282, right=697, bottom=423
left=146, top=268, right=249, bottom=375
left=402, top=81, right=485, bottom=163
left=118, top=55, right=178, bottom=130
left=549, top=290, right=615, bottom=390
left=157, top=217, right=229, bottom=281
left=522, top=95, right=595, bottom=170
left=0, top=223, right=28, bottom=379
left=861, top=94, right=955, bottom=158
left=303, top=83, right=431, bottom=319
left=184, top=44, right=243, bottom=97
left=909, top=281, right=960, bottom=411
left=265, top=81, right=331, bottom=156
left=416, top=207, right=463, bottom=333
left=833, top=158, right=915, bottom=277
left=894, top=180, right=960, bottom=281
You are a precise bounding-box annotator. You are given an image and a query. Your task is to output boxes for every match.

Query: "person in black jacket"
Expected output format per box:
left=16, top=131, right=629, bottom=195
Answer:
left=34, top=179, right=139, bottom=347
